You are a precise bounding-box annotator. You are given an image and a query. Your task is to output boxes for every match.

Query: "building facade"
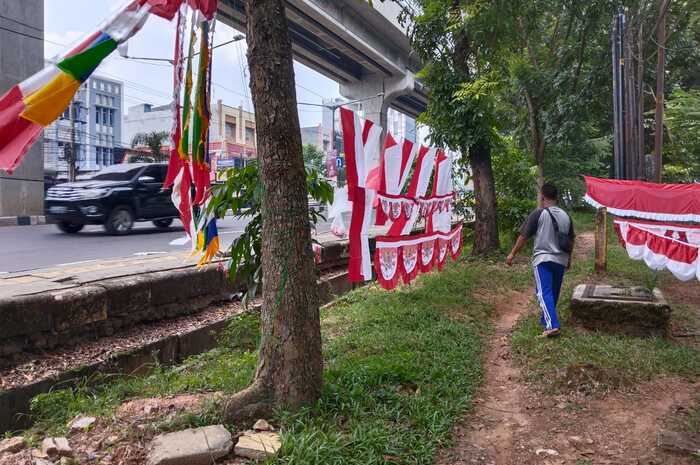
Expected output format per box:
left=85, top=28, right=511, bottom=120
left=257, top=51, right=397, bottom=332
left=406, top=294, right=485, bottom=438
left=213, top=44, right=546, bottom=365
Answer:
left=44, top=75, right=123, bottom=177
left=300, top=124, right=330, bottom=152
left=123, top=100, right=258, bottom=174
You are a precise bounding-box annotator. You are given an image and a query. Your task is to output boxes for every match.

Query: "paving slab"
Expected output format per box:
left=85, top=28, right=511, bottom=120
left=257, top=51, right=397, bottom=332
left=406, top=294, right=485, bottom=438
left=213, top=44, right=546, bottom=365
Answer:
left=147, top=425, right=233, bottom=465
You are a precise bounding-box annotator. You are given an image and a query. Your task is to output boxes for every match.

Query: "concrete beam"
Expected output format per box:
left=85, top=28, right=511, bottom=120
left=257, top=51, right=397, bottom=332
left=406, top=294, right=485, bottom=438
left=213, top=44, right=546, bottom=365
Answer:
left=0, top=0, right=44, bottom=216
left=217, top=0, right=420, bottom=83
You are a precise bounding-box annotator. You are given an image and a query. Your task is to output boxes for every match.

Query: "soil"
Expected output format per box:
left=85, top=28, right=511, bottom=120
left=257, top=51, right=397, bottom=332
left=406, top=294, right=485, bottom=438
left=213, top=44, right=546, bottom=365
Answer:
left=0, top=393, right=249, bottom=465
left=437, top=232, right=700, bottom=465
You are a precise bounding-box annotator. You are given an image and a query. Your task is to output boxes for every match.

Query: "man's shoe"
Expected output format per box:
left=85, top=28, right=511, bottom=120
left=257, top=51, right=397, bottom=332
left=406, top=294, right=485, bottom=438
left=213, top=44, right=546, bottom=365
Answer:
left=538, top=328, right=561, bottom=338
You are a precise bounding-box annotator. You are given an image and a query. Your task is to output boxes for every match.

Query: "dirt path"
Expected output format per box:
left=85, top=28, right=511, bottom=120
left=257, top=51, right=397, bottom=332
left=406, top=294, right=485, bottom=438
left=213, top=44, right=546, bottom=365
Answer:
left=438, top=232, right=699, bottom=465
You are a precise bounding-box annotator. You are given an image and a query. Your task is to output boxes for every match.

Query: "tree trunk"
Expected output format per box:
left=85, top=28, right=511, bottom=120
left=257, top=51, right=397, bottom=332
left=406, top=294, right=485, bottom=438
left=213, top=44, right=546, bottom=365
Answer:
left=224, top=0, right=323, bottom=423
left=524, top=89, right=545, bottom=201
left=469, top=141, right=500, bottom=255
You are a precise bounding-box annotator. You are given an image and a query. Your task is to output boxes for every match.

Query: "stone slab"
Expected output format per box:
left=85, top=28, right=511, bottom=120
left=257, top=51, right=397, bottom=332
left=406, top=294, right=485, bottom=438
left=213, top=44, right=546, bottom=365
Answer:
left=657, top=430, right=700, bottom=455
left=147, top=425, right=232, bottom=465
left=234, top=431, right=282, bottom=460
left=571, top=284, right=671, bottom=337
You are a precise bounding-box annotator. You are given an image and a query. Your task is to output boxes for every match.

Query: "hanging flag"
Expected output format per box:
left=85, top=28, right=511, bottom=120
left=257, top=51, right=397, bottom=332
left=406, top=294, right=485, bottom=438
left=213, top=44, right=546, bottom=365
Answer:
left=191, top=19, right=212, bottom=205
left=167, top=8, right=196, bottom=242
left=0, top=0, right=218, bottom=173
left=614, top=219, right=700, bottom=282
left=584, top=176, right=700, bottom=223
left=340, top=107, right=382, bottom=282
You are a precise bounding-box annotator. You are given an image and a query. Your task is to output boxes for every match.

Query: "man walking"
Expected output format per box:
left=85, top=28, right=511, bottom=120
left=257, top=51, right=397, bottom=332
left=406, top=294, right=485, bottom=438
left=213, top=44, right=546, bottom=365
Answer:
left=506, top=183, right=575, bottom=337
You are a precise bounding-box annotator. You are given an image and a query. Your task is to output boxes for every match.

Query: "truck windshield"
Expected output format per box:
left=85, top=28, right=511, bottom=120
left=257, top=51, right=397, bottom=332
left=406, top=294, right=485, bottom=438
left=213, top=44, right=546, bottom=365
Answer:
left=89, top=166, right=143, bottom=181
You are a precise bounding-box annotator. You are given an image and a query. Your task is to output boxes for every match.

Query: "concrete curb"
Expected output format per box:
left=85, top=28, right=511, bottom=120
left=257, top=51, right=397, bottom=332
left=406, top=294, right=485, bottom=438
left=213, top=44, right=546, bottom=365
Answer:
left=0, top=215, right=46, bottom=227
left=0, top=270, right=352, bottom=433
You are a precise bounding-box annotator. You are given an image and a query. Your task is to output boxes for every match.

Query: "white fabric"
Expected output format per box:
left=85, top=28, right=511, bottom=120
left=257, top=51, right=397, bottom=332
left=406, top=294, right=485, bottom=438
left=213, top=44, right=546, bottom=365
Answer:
left=617, top=220, right=700, bottom=282
left=101, top=1, right=152, bottom=44
left=584, top=194, right=700, bottom=223
left=401, top=147, right=437, bottom=235
left=430, top=152, right=453, bottom=233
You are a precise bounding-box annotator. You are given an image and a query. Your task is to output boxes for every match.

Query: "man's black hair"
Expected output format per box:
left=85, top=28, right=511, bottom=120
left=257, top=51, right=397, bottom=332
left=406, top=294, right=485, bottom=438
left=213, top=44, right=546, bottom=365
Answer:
left=541, top=182, right=558, bottom=201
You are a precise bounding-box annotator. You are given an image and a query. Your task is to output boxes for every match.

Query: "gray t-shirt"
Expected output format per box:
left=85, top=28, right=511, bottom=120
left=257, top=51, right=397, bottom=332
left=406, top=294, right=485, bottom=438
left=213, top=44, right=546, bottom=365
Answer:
left=519, top=206, right=575, bottom=267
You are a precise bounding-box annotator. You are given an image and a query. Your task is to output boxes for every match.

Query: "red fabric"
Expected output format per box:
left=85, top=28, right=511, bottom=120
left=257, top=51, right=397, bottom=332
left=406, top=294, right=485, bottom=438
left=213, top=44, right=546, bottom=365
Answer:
left=585, top=176, right=700, bottom=219
left=618, top=223, right=698, bottom=264
left=348, top=186, right=365, bottom=282
left=164, top=9, right=184, bottom=188
left=136, top=0, right=217, bottom=21
left=64, top=31, right=102, bottom=58
left=373, top=226, right=463, bottom=289
left=401, top=244, right=420, bottom=284
left=374, top=133, right=396, bottom=226
left=0, top=86, right=42, bottom=173
left=340, top=107, right=358, bottom=202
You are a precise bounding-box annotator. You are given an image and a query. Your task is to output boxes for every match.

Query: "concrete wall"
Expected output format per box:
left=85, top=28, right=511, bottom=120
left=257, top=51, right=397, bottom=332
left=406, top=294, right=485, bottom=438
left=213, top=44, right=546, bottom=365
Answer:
left=0, top=0, right=44, bottom=216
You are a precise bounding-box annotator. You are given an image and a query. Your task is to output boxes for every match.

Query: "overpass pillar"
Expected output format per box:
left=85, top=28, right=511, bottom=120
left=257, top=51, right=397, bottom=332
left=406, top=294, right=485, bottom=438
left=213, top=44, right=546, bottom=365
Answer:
left=0, top=0, right=45, bottom=217
left=340, top=72, right=416, bottom=142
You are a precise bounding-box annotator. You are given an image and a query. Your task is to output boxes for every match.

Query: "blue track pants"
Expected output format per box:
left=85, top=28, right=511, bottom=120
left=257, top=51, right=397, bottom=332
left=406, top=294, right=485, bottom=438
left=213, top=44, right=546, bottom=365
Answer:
left=533, top=261, right=565, bottom=330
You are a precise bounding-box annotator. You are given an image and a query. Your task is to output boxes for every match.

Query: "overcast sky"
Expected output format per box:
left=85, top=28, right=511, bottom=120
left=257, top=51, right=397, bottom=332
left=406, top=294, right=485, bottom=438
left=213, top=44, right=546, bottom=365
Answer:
left=44, top=0, right=341, bottom=141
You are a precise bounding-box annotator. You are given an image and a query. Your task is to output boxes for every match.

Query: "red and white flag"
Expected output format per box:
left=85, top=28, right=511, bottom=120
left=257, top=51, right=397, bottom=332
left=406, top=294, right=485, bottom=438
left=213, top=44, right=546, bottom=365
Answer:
left=340, top=107, right=382, bottom=282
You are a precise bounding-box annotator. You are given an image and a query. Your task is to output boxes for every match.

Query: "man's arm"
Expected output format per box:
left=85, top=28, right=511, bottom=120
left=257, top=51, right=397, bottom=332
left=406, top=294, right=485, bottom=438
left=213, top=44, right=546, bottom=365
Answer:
left=506, top=209, right=541, bottom=266
left=506, top=234, right=528, bottom=266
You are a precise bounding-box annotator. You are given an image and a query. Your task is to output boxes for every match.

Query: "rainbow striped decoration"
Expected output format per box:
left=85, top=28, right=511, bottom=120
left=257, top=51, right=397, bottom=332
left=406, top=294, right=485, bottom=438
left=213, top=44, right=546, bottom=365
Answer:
left=0, top=0, right=217, bottom=174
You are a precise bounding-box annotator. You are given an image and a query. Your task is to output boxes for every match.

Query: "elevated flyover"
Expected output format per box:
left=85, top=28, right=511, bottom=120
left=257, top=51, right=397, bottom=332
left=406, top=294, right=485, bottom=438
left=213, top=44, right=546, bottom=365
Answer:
left=217, top=0, right=427, bottom=127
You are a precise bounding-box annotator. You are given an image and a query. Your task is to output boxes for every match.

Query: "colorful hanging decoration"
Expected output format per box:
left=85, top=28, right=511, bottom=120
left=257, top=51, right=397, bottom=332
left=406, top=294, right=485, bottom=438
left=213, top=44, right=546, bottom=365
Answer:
left=340, top=108, right=462, bottom=289
left=0, top=0, right=216, bottom=174
left=584, top=176, right=700, bottom=283
left=167, top=5, right=218, bottom=264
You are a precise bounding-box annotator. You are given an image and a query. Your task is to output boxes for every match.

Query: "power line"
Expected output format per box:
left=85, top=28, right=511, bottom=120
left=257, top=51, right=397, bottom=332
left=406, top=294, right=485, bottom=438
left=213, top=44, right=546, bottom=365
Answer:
left=0, top=13, right=42, bottom=32
left=0, top=24, right=44, bottom=42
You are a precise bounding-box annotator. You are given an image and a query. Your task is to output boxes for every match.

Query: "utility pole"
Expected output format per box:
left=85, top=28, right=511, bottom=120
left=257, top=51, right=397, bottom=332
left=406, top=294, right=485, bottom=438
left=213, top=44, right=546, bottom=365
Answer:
left=653, top=0, right=671, bottom=183
left=68, top=100, right=78, bottom=182
left=612, top=9, right=626, bottom=179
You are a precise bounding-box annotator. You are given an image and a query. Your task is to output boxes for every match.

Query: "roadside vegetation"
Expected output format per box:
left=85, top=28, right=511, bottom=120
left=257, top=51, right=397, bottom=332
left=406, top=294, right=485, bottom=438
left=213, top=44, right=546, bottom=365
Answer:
left=27, top=254, right=532, bottom=463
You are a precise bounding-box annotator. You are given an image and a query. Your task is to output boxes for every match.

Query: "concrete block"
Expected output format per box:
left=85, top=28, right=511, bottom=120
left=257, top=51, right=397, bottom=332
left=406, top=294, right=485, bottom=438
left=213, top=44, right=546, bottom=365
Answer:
left=570, top=284, right=671, bottom=337
left=101, top=275, right=152, bottom=317
left=51, top=286, right=108, bottom=333
left=176, top=319, right=230, bottom=362
left=0, top=293, right=53, bottom=339
left=147, top=425, right=233, bottom=465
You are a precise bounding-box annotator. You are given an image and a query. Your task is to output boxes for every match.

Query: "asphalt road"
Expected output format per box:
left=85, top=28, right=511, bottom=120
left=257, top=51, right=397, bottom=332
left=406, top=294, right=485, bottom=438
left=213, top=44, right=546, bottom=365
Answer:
left=0, top=216, right=335, bottom=273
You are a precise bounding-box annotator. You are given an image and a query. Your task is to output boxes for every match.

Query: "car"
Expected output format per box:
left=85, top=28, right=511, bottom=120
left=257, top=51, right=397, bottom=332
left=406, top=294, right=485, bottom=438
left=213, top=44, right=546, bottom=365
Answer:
left=45, top=163, right=180, bottom=235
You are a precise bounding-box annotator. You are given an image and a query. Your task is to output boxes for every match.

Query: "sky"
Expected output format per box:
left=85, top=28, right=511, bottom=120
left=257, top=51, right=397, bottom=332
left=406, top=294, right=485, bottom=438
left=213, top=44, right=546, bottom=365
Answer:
left=43, top=0, right=342, bottom=141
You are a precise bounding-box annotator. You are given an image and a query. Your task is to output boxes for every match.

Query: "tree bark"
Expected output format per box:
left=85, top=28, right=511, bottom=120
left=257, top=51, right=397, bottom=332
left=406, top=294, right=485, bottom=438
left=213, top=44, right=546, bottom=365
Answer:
left=524, top=89, right=545, bottom=199
left=469, top=141, right=500, bottom=255
left=225, top=0, right=323, bottom=423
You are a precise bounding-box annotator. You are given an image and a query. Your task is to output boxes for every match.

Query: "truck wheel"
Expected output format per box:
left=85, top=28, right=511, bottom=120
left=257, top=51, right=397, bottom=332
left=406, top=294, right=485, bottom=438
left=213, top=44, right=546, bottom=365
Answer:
left=105, top=206, right=134, bottom=235
left=153, top=218, right=174, bottom=229
left=57, top=222, right=84, bottom=234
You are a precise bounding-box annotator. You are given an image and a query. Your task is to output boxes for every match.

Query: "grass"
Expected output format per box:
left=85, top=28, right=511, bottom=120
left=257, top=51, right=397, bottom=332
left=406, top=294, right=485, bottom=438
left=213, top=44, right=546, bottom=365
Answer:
left=511, top=212, right=700, bottom=390
left=26, top=254, right=532, bottom=464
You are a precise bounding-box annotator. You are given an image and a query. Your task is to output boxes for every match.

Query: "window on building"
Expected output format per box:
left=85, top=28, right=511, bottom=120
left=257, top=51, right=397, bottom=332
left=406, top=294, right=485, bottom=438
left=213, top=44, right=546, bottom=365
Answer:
left=95, top=107, right=101, bottom=125
left=245, top=126, right=255, bottom=145
left=225, top=122, right=236, bottom=140
left=109, top=109, right=114, bottom=127
left=114, top=86, right=119, bottom=95
left=100, top=82, right=105, bottom=91
left=92, top=81, right=97, bottom=89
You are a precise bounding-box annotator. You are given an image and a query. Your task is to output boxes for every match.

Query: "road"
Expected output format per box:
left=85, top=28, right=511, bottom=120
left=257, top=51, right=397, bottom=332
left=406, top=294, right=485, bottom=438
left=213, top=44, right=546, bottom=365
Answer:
left=0, top=216, right=336, bottom=273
